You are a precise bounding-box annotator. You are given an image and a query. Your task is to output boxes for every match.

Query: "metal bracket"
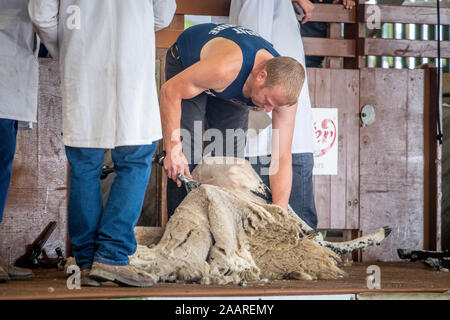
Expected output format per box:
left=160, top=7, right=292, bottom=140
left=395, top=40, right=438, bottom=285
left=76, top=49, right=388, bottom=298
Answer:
left=361, top=104, right=376, bottom=128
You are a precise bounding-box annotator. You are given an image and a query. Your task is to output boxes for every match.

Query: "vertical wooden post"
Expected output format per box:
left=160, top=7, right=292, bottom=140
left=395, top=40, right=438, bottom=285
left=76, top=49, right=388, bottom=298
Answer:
left=422, top=66, right=439, bottom=251
left=344, top=1, right=365, bottom=69
left=326, top=23, right=343, bottom=68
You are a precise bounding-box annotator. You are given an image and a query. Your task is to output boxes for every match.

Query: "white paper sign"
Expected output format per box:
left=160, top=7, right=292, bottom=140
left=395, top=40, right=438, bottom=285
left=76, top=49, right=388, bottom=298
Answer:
left=312, top=108, right=338, bottom=175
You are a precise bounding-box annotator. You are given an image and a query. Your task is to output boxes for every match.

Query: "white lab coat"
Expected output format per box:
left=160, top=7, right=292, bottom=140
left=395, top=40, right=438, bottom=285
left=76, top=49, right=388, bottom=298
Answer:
left=28, top=0, right=176, bottom=148
left=228, top=0, right=317, bottom=156
left=0, top=0, right=39, bottom=123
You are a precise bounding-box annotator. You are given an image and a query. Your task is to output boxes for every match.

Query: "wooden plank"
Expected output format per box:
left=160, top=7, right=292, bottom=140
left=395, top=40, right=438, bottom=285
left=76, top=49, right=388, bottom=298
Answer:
left=0, top=59, right=68, bottom=264
left=328, top=70, right=360, bottom=229
left=303, top=38, right=356, bottom=58
left=308, top=4, right=356, bottom=23
left=442, top=105, right=450, bottom=252
left=175, top=0, right=230, bottom=16
left=328, top=69, right=360, bottom=229
left=156, top=32, right=357, bottom=56
left=326, top=23, right=343, bottom=68
left=345, top=71, right=360, bottom=230
left=362, top=38, right=450, bottom=59
left=329, top=70, right=349, bottom=229
left=314, top=69, right=332, bottom=230
left=359, top=68, right=425, bottom=261
left=174, top=1, right=356, bottom=23
left=358, top=4, right=450, bottom=25
left=344, top=22, right=366, bottom=69
left=1, top=262, right=449, bottom=300
left=422, top=67, right=438, bottom=251
left=156, top=29, right=181, bottom=49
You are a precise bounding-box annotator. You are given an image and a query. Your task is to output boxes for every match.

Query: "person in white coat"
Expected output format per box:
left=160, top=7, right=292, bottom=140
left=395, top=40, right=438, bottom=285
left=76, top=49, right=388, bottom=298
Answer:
left=28, top=0, right=176, bottom=287
left=228, top=0, right=319, bottom=229
left=0, top=0, right=38, bottom=282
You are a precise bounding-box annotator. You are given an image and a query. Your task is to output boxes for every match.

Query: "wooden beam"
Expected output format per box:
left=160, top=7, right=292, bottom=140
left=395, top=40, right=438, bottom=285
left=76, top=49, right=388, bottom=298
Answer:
left=175, top=0, right=230, bottom=16
left=309, top=4, right=356, bottom=23
left=359, top=4, right=450, bottom=25
left=156, top=29, right=182, bottom=48
left=156, top=30, right=357, bottom=56
left=303, top=37, right=356, bottom=57
left=362, top=38, right=450, bottom=58
left=174, top=1, right=355, bottom=23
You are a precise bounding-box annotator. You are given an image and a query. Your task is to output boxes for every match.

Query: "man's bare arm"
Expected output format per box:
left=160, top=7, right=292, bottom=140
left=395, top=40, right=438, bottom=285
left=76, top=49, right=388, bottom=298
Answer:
left=269, top=103, right=297, bottom=209
left=159, top=53, right=240, bottom=185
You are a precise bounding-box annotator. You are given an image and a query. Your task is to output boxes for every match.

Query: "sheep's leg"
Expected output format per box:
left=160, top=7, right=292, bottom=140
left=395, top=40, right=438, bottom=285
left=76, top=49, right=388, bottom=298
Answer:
left=315, top=226, right=392, bottom=255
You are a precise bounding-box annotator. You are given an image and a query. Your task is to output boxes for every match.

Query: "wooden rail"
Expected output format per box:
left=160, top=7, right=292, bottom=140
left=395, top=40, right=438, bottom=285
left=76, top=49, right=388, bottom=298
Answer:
left=156, top=0, right=450, bottom=67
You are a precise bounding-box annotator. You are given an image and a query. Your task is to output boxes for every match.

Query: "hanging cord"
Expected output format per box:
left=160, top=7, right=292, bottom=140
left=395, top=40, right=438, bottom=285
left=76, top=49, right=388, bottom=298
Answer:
left=436, top=0, right=443, bottom=145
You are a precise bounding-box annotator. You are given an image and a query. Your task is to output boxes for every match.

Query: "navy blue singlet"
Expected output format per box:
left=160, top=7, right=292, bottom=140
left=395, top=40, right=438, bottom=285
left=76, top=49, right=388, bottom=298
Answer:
left=176, top=23, right=280, bottom=107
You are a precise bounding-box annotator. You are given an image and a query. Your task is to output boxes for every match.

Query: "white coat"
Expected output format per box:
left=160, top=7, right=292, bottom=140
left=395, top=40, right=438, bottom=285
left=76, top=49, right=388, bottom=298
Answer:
left=0, top=0, right=39, bottom=123
left=28, top=0, right=176, bottom=148
left=228, top=0, right=317, bottom=156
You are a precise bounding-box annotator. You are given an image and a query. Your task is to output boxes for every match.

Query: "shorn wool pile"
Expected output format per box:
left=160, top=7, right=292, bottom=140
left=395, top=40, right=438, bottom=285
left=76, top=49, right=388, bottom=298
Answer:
left=130, top=157, right=346, bottom=284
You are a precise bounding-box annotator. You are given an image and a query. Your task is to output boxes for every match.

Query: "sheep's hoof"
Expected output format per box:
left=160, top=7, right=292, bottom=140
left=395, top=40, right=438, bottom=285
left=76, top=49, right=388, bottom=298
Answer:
left=383, top=226, right=392, bottom=238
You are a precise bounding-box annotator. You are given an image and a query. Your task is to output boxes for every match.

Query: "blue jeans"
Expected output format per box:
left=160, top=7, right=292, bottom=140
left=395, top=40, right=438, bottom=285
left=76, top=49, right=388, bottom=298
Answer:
left=248, top=153, right=318, bottom=230
left=65, top=143, right=157, bottom=269
left=0, top=119, right=18, bottom=222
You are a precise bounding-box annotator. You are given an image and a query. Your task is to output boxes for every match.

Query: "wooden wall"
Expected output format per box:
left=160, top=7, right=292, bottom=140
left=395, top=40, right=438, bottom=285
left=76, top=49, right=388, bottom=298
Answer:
left=0, top=59, right=68, bottom=264
left=442, top=73, right=450, bottom=251
left=359, top=68, right=428, bottom=261
left=308, top=69, right=360, bottom=230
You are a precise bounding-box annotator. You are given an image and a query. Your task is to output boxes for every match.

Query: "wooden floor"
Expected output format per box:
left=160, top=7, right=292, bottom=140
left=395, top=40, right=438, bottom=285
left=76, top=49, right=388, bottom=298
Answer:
left=0, top=262, right=449, bottom=300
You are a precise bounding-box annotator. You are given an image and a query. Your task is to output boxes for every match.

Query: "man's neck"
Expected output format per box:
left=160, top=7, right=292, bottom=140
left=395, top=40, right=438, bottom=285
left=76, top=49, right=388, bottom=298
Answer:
left=243, top=49, right=273, bottom=98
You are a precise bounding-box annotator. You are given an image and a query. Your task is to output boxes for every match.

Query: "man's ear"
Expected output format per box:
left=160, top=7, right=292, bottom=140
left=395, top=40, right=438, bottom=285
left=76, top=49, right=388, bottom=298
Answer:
left=257, top=69, right=267, bottom=82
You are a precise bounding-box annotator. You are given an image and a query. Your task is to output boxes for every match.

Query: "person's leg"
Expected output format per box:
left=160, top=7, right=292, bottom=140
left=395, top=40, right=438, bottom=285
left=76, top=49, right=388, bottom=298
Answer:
left=248, top=153, right=317, bottom=230
left=247, top=156, right=271, bottom=188
left=0, top=119, right=18, bottom=222
left=94, top=143, right=157, bottom=266
left=289, top=153, right=318, bottom=230
left=65, top=146, right=105, bottom=270
left=205, top=96, right=249, bottom=159
left=165, top=44, right=207, bottom=217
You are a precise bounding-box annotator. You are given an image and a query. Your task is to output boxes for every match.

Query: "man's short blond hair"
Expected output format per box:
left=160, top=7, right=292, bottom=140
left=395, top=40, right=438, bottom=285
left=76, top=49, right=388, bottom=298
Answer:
left=264, top=56, right=305, bottom=106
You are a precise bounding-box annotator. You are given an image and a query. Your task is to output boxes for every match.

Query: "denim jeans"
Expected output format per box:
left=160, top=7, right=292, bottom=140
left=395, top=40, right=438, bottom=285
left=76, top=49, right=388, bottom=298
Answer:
left=165, top=44, right=249, bottom=217
left=65, top=143, right=157, bottom=269
left=248, top=153, right=318, bottom=230
left=0, top=119, right=18, bottom=222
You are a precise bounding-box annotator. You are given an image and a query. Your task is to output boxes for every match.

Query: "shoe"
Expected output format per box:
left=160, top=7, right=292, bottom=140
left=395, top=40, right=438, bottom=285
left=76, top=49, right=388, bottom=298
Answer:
left=0, top=256, right=33, bottom=280
left=0, top=266, right=10, bottom=282
left=89, top=262, right=154, bottom=287
left=81, top=269, right=102, bottom=287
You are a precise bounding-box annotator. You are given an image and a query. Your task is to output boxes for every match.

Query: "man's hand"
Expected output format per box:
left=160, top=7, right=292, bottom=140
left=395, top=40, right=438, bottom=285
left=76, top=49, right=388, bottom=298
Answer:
left=293, top=0, right=315, bottom=24
left=332, top=0, right=356, bottom=9
left=164, top=142, right=191, bottom=187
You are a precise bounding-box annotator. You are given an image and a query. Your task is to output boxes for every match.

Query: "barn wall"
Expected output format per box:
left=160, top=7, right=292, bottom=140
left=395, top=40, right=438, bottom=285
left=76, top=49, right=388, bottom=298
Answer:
left=0, top=59, right=68, bottom=264
left=442, top=73, right=450, bottom=251
left=359, top=68, right=427, bottom=261
left=308, top=68, right=360, bottom=230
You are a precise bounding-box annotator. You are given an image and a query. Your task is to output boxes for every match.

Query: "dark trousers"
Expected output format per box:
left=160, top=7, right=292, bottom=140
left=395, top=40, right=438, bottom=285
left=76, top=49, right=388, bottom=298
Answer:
left=248, top=153, right=318, bottom=230
left=0, top=119, right=18, bottom=222
left=165, top=44, right=249, bottom=217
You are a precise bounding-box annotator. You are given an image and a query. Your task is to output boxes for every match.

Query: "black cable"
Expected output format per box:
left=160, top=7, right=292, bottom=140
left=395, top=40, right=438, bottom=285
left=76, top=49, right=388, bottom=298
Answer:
left=436, top=0, right=443, bottom=145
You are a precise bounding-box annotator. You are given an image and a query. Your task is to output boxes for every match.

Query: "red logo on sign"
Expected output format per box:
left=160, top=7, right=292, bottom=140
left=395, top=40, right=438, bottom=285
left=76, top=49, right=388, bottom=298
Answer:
left=314, top=119, right=337, bottom=158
